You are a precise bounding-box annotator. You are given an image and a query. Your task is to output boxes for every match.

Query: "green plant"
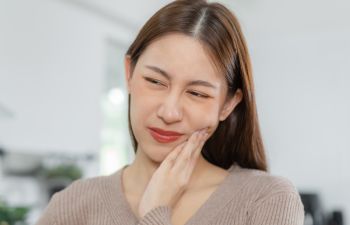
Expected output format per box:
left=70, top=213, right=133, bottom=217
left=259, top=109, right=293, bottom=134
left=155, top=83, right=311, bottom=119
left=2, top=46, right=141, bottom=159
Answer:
left=0, top=200, right=29, bottom=225
left=43, top=164, right=82, bottom=181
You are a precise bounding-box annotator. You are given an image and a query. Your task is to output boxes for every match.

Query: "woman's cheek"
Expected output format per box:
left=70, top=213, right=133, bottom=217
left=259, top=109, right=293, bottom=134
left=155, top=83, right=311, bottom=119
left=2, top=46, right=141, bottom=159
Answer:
left=132, top=88, right=156, bottom=114
left=192, top=112, right=215, bottom=132
left=197, top=104, right=221, bottom=136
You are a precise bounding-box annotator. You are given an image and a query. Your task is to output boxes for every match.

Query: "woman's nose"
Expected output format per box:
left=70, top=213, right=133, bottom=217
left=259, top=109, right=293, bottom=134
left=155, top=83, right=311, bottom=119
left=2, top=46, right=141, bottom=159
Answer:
left=156, top=95, right=183, bottom=124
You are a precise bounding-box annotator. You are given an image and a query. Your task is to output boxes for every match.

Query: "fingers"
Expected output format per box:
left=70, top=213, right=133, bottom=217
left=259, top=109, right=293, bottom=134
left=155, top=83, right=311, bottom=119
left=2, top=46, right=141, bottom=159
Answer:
left=172, top=128, right=207, bottom=174
left=171, top=131, right=200, bottom=173
left=192, top=131, right=209, bottom=160
left=184, top=131, right=209, bottom=179
left=160, top=141, right=187, bottom=170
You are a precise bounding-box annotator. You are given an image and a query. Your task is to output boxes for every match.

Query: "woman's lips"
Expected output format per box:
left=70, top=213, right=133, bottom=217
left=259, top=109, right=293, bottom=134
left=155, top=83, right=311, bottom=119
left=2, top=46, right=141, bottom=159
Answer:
left=148, top=128, right=183, bottom=143
left=148, top=127, right=183, bottom=136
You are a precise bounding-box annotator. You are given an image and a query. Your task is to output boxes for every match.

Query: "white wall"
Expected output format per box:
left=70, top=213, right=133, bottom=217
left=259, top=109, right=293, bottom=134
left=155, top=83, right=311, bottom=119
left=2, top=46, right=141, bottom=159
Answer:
left=0, top=0, right=132, bottom=154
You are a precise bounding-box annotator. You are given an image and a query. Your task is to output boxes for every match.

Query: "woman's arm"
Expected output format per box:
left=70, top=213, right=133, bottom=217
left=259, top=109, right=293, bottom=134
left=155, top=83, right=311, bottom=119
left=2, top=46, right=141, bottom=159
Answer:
left=35, top=193, right=59, bottom=225
left=247, top=191, right=305, bottom=225
left=136, top=206, right=173, bottom=225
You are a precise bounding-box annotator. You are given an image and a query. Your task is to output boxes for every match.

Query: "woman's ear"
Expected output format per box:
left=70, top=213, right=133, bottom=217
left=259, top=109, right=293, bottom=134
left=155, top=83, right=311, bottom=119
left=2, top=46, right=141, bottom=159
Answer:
left=219, top=89, right=243, bottom=121
left=124, top=55, right=132, bottom=94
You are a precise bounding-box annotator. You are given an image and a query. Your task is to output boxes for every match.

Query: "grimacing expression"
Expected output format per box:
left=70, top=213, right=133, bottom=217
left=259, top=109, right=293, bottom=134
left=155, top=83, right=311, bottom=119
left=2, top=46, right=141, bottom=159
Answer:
left=124, top=33, right=242, bottom=162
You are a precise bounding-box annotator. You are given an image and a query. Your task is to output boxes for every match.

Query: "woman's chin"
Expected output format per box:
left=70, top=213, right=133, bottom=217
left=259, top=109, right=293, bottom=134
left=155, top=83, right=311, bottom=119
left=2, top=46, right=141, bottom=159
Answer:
left=143, top=146, right=173, bottom=163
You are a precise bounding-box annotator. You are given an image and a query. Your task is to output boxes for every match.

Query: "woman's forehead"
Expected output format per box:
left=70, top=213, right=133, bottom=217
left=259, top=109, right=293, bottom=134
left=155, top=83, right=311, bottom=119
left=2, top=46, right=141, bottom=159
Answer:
left=136, top=33, right=224, bottom=83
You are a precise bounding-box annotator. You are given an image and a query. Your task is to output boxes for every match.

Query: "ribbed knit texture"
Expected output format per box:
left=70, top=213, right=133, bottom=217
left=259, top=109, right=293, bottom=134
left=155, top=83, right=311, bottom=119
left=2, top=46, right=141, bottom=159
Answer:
left=36, top=164, right=305, bottom=225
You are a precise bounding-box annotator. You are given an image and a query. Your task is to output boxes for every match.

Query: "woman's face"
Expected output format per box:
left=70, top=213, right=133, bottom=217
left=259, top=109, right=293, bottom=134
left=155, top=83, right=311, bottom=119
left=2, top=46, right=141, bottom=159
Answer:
left=125, top=33, right=242, bottom=162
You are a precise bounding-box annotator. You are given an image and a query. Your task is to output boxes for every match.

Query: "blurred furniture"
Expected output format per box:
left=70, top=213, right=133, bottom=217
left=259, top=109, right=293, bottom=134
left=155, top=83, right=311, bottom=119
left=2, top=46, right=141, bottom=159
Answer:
left=300, top=193, right=344, bottom=225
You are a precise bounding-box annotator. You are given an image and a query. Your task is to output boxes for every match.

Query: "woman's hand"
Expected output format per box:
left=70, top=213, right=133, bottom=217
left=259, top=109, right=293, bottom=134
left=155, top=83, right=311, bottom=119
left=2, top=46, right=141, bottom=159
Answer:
left=138, top=128, right=209, bottom=218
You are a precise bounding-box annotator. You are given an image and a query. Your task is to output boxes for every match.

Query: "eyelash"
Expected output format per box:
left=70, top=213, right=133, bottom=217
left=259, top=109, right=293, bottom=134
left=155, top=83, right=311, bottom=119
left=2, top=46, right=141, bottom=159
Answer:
left=144, top=77, right=209, bottom=98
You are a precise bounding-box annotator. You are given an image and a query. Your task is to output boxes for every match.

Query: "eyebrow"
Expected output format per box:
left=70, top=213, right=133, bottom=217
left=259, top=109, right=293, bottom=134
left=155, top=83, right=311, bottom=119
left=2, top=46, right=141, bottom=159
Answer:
left=145, top=65, right=218, bottom=89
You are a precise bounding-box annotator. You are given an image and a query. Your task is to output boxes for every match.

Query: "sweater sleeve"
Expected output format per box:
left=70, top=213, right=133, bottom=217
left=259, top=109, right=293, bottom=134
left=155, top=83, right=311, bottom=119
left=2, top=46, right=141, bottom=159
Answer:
left=35, top=193, right=60, bottom=225
left=248, top=192, right=305, bottom=225
left=136, top=206, right=173, bottom=225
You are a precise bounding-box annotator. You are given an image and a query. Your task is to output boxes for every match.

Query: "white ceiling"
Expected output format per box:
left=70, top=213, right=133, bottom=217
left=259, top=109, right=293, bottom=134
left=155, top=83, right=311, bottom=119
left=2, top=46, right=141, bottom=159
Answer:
left=60, top=0, right=173, bottom=31
left=61, top=0, right=350, bottom=35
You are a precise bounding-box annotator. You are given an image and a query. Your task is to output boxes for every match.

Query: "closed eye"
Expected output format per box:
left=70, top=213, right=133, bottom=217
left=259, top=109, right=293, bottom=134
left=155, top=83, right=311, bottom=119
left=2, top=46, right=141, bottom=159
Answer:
left=144, top=77, right=209, bottom=99
left=188, top=91, right=209, bottom=98
left=144, top=77, right=165, bottom=86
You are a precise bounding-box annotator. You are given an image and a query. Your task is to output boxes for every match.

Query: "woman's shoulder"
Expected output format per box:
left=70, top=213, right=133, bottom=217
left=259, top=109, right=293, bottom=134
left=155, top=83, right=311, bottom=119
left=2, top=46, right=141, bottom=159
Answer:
left=46, top=169, right=121, bottom=212
left=59, top=171, right=117, bottom=195
left=229, top=164, right=301, bottom=201
left=36, top=170, right=122, bottom=224
left=223, top=164, right=305, bottom=224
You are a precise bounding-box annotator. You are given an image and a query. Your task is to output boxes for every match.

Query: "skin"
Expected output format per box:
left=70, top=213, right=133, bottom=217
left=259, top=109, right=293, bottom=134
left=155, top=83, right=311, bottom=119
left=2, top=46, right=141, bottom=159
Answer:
left=123, top=33, right=243, bottom=219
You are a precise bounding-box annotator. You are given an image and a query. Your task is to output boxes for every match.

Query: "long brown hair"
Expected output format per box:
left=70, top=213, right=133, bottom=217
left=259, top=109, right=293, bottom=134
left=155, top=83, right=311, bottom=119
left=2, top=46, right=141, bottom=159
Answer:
left=125, top=0, right=268, bottom=171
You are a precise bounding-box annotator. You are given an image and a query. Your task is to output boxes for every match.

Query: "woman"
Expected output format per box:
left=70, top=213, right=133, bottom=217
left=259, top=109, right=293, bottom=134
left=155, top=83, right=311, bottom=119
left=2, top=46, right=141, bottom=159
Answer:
left=36, top=0, right=304, bottom=224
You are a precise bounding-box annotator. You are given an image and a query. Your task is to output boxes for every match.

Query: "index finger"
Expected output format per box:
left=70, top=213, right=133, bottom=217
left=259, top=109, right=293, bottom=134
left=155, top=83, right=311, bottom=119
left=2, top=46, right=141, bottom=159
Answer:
left=160, top=141, right=187, bottom=170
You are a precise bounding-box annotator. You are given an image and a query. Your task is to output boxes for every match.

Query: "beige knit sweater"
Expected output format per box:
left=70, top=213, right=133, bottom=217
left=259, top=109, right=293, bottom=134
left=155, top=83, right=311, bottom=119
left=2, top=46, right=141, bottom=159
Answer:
left=36, top=163, right=305, bottom=225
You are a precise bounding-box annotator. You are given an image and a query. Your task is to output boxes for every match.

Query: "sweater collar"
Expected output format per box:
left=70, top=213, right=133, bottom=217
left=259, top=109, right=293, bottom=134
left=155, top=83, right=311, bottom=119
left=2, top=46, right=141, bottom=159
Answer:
left=100, top=163, right=250, bottom=225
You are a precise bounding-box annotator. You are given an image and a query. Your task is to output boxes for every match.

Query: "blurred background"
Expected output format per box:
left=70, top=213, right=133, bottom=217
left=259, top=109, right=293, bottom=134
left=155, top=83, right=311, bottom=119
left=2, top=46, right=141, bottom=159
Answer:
left=0, top=0, right=349, bottom=224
